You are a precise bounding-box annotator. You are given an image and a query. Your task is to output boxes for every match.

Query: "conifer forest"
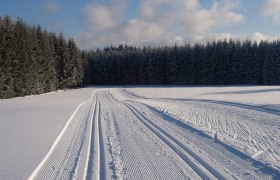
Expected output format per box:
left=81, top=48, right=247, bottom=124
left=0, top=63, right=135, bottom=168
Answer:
left=1, top=16, right=280, bottom=98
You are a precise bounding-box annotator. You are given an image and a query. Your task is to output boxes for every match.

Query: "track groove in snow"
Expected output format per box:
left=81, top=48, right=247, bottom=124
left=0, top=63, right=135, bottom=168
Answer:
left=103, top=90, right=192, bottom=179
left=121, top=88, right=280, bottom=172
left=131, top=101, right=280, bottom=179
left=85, top=96, right=100, bottom=180
left=28, top=91, right=96, bottom=180
left=27, top=88, right=280, bottom=180
left=98, top=101, right=107, bottom=180
left=122, top=101, right=227, bottom=180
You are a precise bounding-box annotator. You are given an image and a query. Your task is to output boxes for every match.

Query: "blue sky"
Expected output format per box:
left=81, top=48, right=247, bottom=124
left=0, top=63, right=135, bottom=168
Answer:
left=1, top=0, right=280, bottom=49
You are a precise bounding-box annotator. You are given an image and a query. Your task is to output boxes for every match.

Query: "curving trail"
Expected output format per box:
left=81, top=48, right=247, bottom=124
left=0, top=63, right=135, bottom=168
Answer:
left=29, top=89, right=280, bottom=180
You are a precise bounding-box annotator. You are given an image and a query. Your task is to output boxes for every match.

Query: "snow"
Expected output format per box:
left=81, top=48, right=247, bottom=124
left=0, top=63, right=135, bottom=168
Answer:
left=126, top=86, right=280, bottom=105
left=0, top=86, right=280, bottom=179
left=125, top=86, right=280, bottom=170
left=0, top=88, right=93, bottom=179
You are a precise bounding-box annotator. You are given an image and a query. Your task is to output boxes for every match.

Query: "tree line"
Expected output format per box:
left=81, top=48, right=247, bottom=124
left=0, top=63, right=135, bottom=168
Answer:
left=1, top=16, right=280, bottom=99
left=0, top=16, right=84, bottom=98
left=83, top=40, right=280, bottom=86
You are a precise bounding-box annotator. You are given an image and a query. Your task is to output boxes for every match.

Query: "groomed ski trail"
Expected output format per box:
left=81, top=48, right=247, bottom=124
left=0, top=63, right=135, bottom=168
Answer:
left=28, top=89, right=280, bottom=180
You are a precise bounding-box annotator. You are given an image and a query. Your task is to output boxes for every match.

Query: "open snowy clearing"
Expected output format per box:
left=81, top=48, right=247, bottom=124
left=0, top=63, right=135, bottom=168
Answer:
left=0, top=86, right=280, bottom=179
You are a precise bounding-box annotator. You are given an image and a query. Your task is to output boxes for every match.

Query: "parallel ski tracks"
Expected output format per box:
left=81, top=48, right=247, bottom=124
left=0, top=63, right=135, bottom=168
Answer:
left=29, top=91, right=108, bottom=180
left=107, top=91, right=227, bottom=179
left=86, top=94, right=107, bottom=180
left=29, top=91, right=96, bottom=180
left=121, top=101, right=280, bottom=180
left=104, top=90, right=191, bottom=180
left=29, top=89, right=280, bottom=180
left=123, top=102, right=227, bottom=180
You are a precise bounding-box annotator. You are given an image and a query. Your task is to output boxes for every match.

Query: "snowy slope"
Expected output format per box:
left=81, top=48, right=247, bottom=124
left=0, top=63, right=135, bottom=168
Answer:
left=1, top=86, right=280, bottom=180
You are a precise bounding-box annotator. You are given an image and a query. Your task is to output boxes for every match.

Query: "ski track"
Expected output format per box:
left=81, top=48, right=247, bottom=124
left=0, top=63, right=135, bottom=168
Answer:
left=28, top=88, right=280, bottom=180
left=123, top=89, right=280, bottom=170
left=102, top=90, right=192, bottom=180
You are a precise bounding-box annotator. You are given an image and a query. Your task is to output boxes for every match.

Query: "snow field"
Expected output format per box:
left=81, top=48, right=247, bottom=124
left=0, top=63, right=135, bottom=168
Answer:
left=1, top=86, right=279, bottom=179
left=0, top=88, right=94, bottom=179
left=125, top=86, right=280, bottom=171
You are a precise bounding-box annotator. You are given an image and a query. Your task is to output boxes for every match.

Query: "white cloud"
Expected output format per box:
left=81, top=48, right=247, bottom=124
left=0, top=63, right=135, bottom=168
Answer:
left=250, top=32, right=279, bottom=43
left=76, top=19, right=166, bottom=49
left=43, top=1, right=61, bottom=15
left=119, top=19, right=164, bottom=41
left=251, top=32, right=268, bottom=43
left=83, top=4, right=115, bottom=31
left=76, top=0, right=244, bottom=49
left=188, top=33, right=239, bottom=44
left=186, top=32, right=279, bottom=45
left=82, top=0, right=129, bottom=31
left=262, top=0, right=280, bottom=23
left=140, top=0, right=243, bottom=33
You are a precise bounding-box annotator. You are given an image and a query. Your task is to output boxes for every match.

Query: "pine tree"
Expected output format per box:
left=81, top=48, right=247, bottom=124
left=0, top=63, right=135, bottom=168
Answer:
left=56, top=33, right=69, bottom=89
left=12, top=18, right=31, bottom=96
left=42, top=29, right=58, bottom=91
left=0, top=16, right=15, bottom=98
left=67, top=38, right=84, bottom=87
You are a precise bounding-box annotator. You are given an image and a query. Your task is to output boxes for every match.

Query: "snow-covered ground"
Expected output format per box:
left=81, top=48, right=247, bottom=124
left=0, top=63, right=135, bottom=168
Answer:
left=0, top=86, right=280, bottom=179
left=0, top=88, right=93, bottom=179
left=125, top=86, right=280, bottom=165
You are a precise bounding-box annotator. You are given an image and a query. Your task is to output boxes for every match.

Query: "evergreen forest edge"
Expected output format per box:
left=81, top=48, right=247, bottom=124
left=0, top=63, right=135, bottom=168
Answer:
left=1, top=16, right=280, bottom=98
